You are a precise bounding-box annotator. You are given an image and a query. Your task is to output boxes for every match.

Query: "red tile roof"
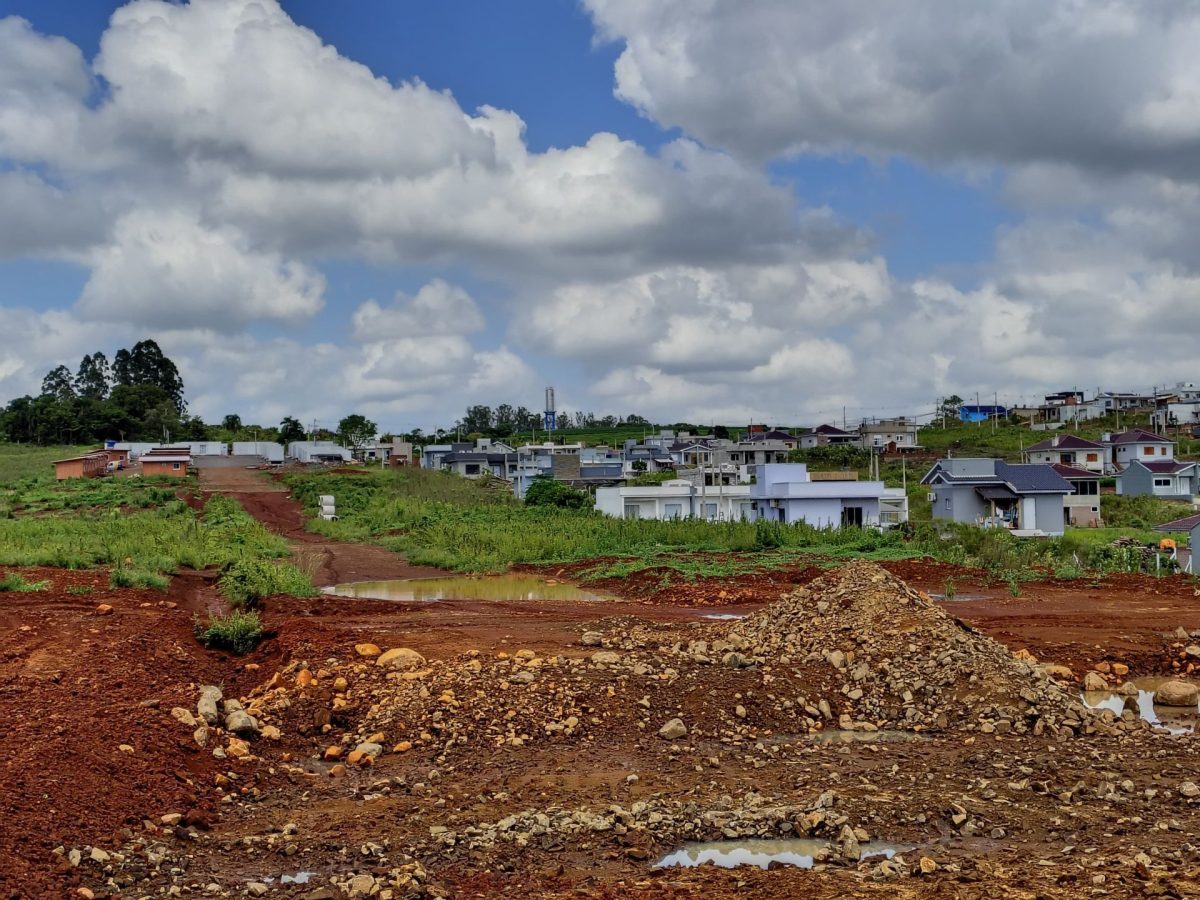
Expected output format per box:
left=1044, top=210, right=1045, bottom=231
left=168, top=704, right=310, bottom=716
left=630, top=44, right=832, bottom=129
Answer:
left=1109, top=428, right=1173, bottom=444
left=1027, top=434, right=1106, bottom=452
left=1051, top=463, right=1100, bottom=479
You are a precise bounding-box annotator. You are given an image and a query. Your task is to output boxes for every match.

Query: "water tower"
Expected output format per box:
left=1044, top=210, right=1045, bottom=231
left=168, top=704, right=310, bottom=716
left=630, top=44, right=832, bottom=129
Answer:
left=543, top=386, right=557, bottom=432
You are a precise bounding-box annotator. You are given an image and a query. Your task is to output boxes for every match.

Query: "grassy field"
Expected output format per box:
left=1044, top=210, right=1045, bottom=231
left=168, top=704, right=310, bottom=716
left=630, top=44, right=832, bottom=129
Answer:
left=0, top=444, right=93, bottom=484
left=0, top=474, right=314, bottom=602
left=286, top=467, right=1188, bottom=581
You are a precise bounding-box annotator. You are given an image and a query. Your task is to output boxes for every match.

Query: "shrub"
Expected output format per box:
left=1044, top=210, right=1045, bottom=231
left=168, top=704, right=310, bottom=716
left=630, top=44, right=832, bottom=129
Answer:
left=195, top=611, right=263, bottom=655
left=523, top=476, right=591, bottom=509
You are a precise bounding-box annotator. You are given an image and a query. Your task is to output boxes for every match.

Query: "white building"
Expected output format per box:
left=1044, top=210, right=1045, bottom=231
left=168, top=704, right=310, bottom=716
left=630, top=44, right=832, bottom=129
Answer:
left=595, top=463, right=905, bottom=528
left=287, top=441, right=353, bottom=463
left=231, top=441, right=285, bottom=463
left=1107, top=428, right=1174, bottom=470
left=186, top=441, right=229, bottom=457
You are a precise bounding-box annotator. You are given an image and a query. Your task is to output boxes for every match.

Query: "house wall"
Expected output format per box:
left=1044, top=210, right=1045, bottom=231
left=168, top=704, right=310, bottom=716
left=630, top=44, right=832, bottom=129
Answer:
left=1030, top=494, right=1066, bottom=535
left=1117, top=463, right=1197, bottom=500
left=930, top=485, right=989, bottom=524
left=1114, top=441, right=1173, bottom=468
left=1065, top=496, right=1101, bottom=527
left=766, top=496, right=880, bottom=528
left=142, top=460, right=187, bottom=477
left=1028, top=449, right=1104, bottom=472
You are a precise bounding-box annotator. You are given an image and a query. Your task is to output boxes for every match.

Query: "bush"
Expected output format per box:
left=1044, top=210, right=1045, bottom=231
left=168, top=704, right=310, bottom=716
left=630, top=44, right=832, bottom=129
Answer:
left=195, top=611, right=263, bottom=655
left=218, top=558, right=316, bottom=606
left=523, top=477, right=591, bottom=509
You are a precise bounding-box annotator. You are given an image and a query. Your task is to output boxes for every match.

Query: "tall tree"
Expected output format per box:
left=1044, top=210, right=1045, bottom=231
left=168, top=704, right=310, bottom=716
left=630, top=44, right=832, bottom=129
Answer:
left=278, top=416, right=305, bottom=444
left=74, top=352, right=111, bottom=399
left=337, top=413, right=377, bottom=450
left=127, top=340, right=185, bottom=412
left=222, top=414, right=243, bottom=432
left=41, top=365, right=76, bottom=402
left=459, top=405, right=494, bottom=435
left=112, top=348, right=133, bottom=386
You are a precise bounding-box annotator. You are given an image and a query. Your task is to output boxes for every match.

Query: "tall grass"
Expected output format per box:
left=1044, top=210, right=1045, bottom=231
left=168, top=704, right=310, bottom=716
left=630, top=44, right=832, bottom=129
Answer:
left=195, top=610, right=264, bottom=655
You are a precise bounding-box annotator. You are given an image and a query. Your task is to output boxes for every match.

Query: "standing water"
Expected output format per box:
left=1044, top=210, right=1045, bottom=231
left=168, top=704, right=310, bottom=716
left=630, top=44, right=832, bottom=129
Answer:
left=1081, top=677, right=1199, bottom=735
left=655, top=838, right=907, bottom=870
left=322, top=574, right=612, bottom=603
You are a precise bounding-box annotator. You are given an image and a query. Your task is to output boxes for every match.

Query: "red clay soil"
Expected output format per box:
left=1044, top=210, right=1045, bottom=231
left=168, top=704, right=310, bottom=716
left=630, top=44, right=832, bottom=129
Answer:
left=0, top=567, right=274, bottom=896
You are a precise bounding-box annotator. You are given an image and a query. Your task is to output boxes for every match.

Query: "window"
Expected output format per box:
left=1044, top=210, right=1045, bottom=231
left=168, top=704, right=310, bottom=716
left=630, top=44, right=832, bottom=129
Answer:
left=624, top=504, right=641, bottom=519
left=1153, top=478, right=1171, bottom=488
left=841, top=506, right=864, bottom=527
left=172, top=462, right=180, bottom=470
left=664, top=503, right=683, bottom=519
left=944, top=497, right=951, bottom=510
left=1161, top=447, right=1168, bottom=455
left=704, top=502, right=718, bottom=520
left=465, top=463, right=480, bottom=475
left=1086, top=453, right=1098, bottom=462
left=1144, top=446, right=1155, bottom=455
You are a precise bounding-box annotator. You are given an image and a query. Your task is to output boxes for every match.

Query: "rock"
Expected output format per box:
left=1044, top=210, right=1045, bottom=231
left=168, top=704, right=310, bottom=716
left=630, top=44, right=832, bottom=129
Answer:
left=581, top=631, right=603, bottom=646
left=347, top=873, right=376, bottom=897
left=377, top=647, right=425, bottom=670
left=76, top=889, right=95, bottom=899
left=1082, top=671, right=1108, bottom=692
left=1175, top=627, right=1190, bottom=640
left=1180, top=781, right=1200, bottom=798
left=590, top=650, right=621, bottom=665
left=825, top=650, right=846, bottom=669
left=261, top=725, right=281, bottom=740
left=1117, top=681, right=1139, bottom=697
left=170, top=707, right=196, bottom=727
left=658, top=718, right=688, bottom=740
left=722, top=651, right=749, bottom=668
left=224, top=709, right=260, bottom=737
left=1185, top=645, right=1200, bottom=659
left=1154, top=680, right=1199, bottom=707
left=193, top=725, right=210, bottom=747
left=355, top=643, right=382, bottom=658
left=296, top=668, right=314, bottom=687
left=353, top=741, right=384, bottom=761
left=919, top=856, right=938, bottom=874
left=324, top=745, right=344, bottom=761
left=95, top=604, right=113, bottom=616
left=89, top=847, right=109, bottom=863
left=160, top=813, right=183, bottom=826
left=509, top=670, right=535, bottom=684
left=246, top=884, right=269, bottom=897
left=735, top=705, right=747, bottom=719
left=1112, top=662, right=1130, bottom=676
left=197, top=684, right=222, bottom=725
left=838, top=824, right=860, bottom=860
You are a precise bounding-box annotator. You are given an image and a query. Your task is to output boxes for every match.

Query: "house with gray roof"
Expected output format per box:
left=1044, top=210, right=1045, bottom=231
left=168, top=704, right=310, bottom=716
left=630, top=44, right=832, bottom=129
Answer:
left=920, top=458, right=1073, bottom=536
left=1116, top=459, right=1200, bottom=502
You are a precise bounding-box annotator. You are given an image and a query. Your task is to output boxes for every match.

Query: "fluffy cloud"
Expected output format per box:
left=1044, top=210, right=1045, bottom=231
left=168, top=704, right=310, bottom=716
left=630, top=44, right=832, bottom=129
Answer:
left=351, top=280, right=484, bottom=343
left=586, top=0, right=1200, bottom=176
left=76, top=211, right=325, bottom=331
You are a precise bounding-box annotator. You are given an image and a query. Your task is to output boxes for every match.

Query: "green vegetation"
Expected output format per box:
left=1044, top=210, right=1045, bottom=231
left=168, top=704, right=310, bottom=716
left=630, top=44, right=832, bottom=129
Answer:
left=218, top=557, right=316, bottom=607
left=0, top=572, right=50, bottom=592
left=523, top=476, right=591, bottom=509
left=0, top=444, right=95, bottom=485
left=1100, top=494, right=1194, bottom=528
left=0, top=478, right=313, bottom=602
left=194, top=610, right=264, bottom=655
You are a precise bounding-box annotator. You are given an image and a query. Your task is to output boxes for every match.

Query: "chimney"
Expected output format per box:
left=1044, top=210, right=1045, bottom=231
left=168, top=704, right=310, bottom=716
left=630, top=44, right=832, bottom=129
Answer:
left=1051, top=435, right=1059, bottom=447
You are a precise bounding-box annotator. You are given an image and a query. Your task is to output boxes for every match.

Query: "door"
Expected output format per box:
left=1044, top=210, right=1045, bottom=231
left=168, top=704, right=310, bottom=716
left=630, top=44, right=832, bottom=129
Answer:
left=841, top=506, right=864, bottom=527
left=664, top=503, right=683, bottom=520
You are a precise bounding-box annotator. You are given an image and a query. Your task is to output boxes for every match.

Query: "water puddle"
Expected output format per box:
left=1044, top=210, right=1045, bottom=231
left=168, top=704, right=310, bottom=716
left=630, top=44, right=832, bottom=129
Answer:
left=701, top=613, right=746, bottom=621
left=323, top=574, right=612, bottom=603
left=262, top=871, right=315, bottom=884
left=655, top=838, right=907, bottom=870
left=1081, top=677, right=1199, bottom=735
left=809, top=729, right=928, bottom=745
left=928, top=592, right=987, bottom=602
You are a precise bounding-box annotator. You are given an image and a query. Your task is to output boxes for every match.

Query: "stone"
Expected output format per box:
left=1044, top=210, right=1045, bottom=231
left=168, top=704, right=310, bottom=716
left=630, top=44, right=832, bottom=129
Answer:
left=590, top=651, right=621, bottom=665
left=825, top=650, right=846, bottom=669
left=1154, top=680, right=1199, bottom=707
left=225, top=710, right=260, bottom=737
left=193, top=725, right=210, bottom=747
left=347, top=873, right=376, bottom=897
left=658, top=718, right=688, bottom=740
left=919, top=857, right=938, bottom=874
left=355, top=643, right=382, bottom=658
left=1082, top=672, right=1108, bottom=692
left=1180, top=781, right=1200, bottom=798
left=1038, top=663, right=1074, bottom=680
left=170, top=707, right=196, bottom=727
left=1185, top=645, right=1200, bottom=659
left=722, top=652, right=749, bottom=669
left=581, top=631, right=603, bottom=646
left=1117, top=681, right=1139, bottom=697
left=261, top=725, right=282, bottom=740
left=377, top=647, right=425, bottom=670
left=95, top=604, right=113, bottom=616
left=76, top=889, right=95, bottom=899
left=89, top=847, right=109, bottom=863
left=296, top=668, right=314, bottom=687
left=509, top=670, right=535, bottom=684
left=838, top=824, right=860, bottom=860
left=246, top=884, right=269, bottom=897
left=353, top=741, right=384, bottom=761
left=160, top=813, right=183, bottom=826
left=197, top=685, right=222, bottom=726
left=1176, top=627, right=1190, bottom=640
left=324, top=745, right=344, bottom=761
left=1112, top=662, right=1130, bottom=676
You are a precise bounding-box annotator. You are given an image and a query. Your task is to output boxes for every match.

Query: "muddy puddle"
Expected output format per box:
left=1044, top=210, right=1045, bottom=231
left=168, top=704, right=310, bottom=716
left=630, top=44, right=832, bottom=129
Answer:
left=1081, top=677, right=1199, bottom=735
left=701, top=612, right=746, bottom=621
left=655, top=838, right=907, bottom=870
left=322, top=574, right=612, bottom=603
left=928, top=592, right=987, bottom=602
left=808, top=729, right=928, bottom=745
left=262, top=871, right=314, bottom=884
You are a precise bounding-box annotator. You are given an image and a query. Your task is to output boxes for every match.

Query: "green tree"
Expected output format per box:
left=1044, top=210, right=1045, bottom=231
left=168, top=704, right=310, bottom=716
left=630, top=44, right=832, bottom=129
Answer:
left=40, top=365, right=76, bottom=402
left=222, top=414, right=243, bottom=432
left=74, top=352, right=111, bottom=399
left=126, top=340, right=185, bottom=412
left=524, top=476, right=591, bottom=509
left=938, top=394, right=964, bottom=421
left=337, top=413, right=377, bottom=450
left=279, top=416, right=305, bottom=444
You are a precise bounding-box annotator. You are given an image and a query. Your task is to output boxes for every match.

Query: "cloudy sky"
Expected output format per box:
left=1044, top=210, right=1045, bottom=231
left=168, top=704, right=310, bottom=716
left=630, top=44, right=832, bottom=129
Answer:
left=1, top=0, right=1198, bottom=432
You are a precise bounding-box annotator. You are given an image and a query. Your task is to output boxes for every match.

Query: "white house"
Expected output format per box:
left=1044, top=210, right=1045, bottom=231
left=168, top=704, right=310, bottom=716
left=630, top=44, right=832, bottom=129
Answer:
left=858, top=418, right=920, bottom=452
left=186, top=441, right=229, bottom=457
left=1107, top=428, right=1174, bottom=470
left=231, top=441, right=285, bottom=463
left=287, top=441, right=353, bottom=463
left=595, top=480, right=756, bottom=521
left=1024, top=434, right=1107, bottom=474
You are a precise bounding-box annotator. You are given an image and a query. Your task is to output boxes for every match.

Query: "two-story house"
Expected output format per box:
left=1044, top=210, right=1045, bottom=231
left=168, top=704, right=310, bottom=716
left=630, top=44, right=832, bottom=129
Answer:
left=1024, top=434, right=1107, bottom=474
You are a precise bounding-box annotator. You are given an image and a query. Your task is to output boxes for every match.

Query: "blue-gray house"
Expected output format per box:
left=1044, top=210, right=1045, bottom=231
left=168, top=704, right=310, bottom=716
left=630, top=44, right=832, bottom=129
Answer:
left=921, top=458, right=1073, bottom=536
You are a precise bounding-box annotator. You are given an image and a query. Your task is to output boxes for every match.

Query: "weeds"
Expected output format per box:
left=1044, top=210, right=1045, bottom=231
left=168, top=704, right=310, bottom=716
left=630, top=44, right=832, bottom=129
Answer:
left=110, top=567, right=171, bottom=591
left=942, top=577, right=956, bottom=600
left=66, top=585, right=94, bottom=595
left=0, top=572, right=50, bottom=591
left=194, top=611, right=264, bottom=655
left=218, top=558, right=316, bottom=607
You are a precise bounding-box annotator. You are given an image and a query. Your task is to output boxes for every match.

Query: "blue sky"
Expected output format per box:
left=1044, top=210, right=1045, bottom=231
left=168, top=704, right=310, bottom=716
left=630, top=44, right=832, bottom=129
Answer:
left=1, top=0, right=1193, bottom=430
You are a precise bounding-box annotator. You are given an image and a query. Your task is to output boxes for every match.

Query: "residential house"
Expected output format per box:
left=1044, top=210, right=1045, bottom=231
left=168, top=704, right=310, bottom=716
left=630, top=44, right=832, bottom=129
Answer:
left=1096, top=391, right=1155, bottom=413
left=749, top=463, right=897, bottom=528
left=725, top=438, right=793, bottom=468
left=622, top=443, right=674, bottom=475
left=595, top=480, right=756, bottom=522
left=858, top=417, right=919, bottom=452
left=1116, top=459, right=1200, bottom=502
left=440, top=450, right=516, bottom=480
left=286, top=441, right=353, bottom=463
left=186, top=441, right=228, bottom=457
left=742, top=430, right=800, bottom=449
left=958, top=404, right=1007, bottom=423
left=139, top=447, right=192, bottom=478
left=99, top=446, right=130, bottom=470
left=1024, top=434, right=1107, bottom=474
left=113, top=442, right=162, bottom=459
left=920, top=458, right=1072, bottom=536
left=53, top=452, right=110, bottom=481
left=1107, top=428, right=1174, bottom=470
left=231, top=441, right=285, bottom=463
left=797, top=424, right=857, bottom=449
left=1052, top=464, right=1102, bottom=527
left=420, top=443, right=460, bottom=470
left=1152, top=401, right=1200, bottom=433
